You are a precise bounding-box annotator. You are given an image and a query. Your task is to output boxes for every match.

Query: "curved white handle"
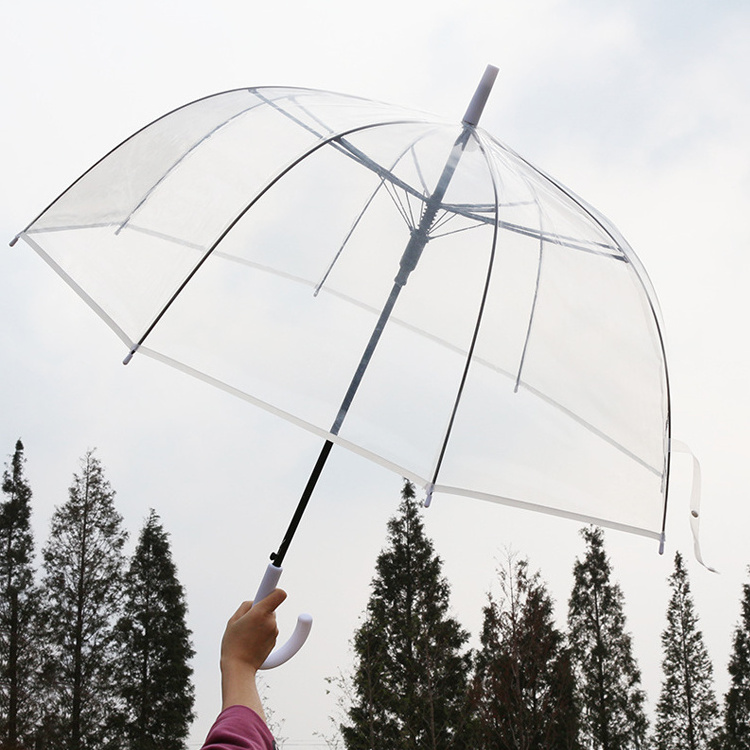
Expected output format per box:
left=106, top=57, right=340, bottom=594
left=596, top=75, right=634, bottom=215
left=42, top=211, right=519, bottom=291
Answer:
left=254, top=563, right=313, bottom=670
left=259, top=613, right=313, bottom=670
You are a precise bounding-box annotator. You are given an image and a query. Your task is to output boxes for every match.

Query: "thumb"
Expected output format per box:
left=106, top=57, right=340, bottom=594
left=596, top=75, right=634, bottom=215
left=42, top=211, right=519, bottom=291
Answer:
left=253, top=587, right=287, bottom=614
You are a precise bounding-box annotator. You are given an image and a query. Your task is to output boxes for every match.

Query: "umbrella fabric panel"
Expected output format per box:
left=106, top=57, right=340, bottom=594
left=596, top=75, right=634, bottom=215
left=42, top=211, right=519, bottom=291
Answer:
left=512, top=239, right=668, bottom=469
left=434, top=365, right=665, bottom=537
left=428, top=218, right=667, bottom=535
left=23, top=88, right=437, bottom=345
left=142, top=123, right=499, bottom=481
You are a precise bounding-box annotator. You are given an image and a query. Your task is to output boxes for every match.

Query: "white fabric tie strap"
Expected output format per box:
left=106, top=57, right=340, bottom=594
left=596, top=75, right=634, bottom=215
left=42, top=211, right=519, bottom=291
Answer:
left=670, top=440, right=717, bottom=573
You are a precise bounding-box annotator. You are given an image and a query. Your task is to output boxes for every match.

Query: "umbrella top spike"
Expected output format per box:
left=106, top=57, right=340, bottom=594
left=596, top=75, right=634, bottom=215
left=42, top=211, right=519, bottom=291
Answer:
left=462, top=64, right=499, bottom=127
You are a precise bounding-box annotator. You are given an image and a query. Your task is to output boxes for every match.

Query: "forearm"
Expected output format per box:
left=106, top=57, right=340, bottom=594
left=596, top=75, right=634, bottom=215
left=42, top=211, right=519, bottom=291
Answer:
left=221, top=660, right=266, bottom=722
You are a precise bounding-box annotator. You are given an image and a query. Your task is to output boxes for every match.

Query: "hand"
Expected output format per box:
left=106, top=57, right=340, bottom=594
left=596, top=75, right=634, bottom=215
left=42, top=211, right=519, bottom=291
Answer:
left=221, top=589, right=288, bottom=672
left=220, top=590, right=287, bottom=715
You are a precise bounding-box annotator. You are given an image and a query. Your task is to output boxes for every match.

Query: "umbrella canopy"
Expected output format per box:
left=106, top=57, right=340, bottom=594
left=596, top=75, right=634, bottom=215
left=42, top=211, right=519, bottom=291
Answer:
left=13, top=74, right=671, bottom=549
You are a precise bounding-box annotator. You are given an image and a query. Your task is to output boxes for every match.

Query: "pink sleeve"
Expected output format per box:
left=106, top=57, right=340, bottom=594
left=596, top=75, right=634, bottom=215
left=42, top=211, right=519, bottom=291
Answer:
left=200, top=705, right=277, bottom=750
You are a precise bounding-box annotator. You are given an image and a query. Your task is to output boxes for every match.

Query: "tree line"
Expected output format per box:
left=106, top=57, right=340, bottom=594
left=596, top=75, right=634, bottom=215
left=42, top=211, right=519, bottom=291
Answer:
left=335, top=480, right=750, bottom=750
left=0, top=440, right=195, bottom=750
left=4, top=440, right=750, bottom=750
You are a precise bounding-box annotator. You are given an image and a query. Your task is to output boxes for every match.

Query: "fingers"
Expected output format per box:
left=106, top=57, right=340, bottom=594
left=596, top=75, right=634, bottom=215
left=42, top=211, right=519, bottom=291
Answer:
left=228, top=600, right=254, bottom=624
left=227, top=588, right=287, bottom=625
left=253, top=588, right=287, bottom=614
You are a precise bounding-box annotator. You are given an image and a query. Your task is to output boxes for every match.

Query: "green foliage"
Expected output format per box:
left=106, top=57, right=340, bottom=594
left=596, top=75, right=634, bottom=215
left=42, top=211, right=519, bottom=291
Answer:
left=341, top=480, right=471, bottom=750
left=567, top=526, right=649, bottom=750
left=717, top=567, right=750, bottom=749
left=39, top=450, right=128, bottom=750
left=654, top=552, right=717, bottom=750
left=0, top=439, right=41, bottom=749
left=116, top=509, right=195, bottom=750
left=469, top=552, right=580, bottom=750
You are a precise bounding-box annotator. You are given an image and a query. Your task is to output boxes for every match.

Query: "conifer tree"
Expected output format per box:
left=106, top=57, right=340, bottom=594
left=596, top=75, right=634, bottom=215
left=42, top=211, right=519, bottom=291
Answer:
left=0, top=439, right=40, bottom=749
left=40, top=450, right=128, bottom=750
left=567, top=526, right=649, bottom=750
left=341, top=480, right=471, bottom=750
left=654, top=551, right=717, bottom=750
left=714, top=566, right=750, bottom=750
left=117, top=509, right=195, bottom=750
left=470, top=552, right=580, bottom=750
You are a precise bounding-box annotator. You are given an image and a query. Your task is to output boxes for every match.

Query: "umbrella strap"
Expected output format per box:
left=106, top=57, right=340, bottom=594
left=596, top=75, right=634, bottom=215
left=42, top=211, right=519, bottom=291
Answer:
left=670, top=439, right=717, bottom=573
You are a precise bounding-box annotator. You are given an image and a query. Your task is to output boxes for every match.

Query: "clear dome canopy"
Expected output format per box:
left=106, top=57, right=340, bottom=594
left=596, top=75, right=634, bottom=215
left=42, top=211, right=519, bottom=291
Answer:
left=17, top=85, right=671, bottom=543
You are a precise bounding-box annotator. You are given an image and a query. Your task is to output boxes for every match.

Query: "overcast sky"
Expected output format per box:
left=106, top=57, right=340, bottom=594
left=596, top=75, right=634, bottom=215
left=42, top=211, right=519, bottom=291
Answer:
left=2, top=0, right=749, bottom=746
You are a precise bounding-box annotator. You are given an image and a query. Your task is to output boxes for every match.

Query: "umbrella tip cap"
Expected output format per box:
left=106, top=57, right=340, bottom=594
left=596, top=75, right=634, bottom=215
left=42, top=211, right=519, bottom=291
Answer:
left=462, top=64, right=499, bottom=127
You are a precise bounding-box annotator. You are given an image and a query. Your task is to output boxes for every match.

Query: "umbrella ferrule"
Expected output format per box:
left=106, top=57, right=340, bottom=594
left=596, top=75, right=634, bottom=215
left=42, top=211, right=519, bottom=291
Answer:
left=462, top=64, right=499, bottom=127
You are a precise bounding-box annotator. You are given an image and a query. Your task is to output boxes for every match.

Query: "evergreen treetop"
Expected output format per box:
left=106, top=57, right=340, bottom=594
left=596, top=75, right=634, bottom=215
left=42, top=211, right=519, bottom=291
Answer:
left=117, top=508, right=195, bottom=750
left=1, top=439, right=34, bottom=589
left=718, top=566, right=750, bottom=749
left=0, top=439, right=40, bottom=750
left=470, top=551, right=580, bottom=750
left=568, top=526, right=649, bottom=750
left=40, top=449, right=128, bottom=750
left=654, top=551, right=717, bottom=750
left=342, top=480, right=471, bottom=750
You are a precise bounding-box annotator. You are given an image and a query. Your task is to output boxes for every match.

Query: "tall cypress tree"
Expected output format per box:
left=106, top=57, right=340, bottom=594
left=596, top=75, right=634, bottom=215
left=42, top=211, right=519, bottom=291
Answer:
left=117, top=509, right=195, bottom=750
left=654, top=551, right=717, bottom=750
left=341, top=480, right=471, bottom=750
left=567, top=526, right=649, bottom=750
left=716, top=566, right=750, bottom=750
left=0, top=439, right=40, bottom=749
left=470, top=552, right=580, bottom=750
left=40, top=449, right=128, bottom=750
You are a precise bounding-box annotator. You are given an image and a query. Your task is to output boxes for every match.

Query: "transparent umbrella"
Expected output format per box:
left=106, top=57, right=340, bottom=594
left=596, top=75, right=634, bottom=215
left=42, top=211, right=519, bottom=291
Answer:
left=12, top=66, right=674, bottom=665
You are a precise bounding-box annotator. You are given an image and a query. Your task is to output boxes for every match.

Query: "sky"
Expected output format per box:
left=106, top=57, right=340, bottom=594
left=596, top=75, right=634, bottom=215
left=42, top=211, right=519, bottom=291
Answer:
left=2, top=0, right=749, bottom=747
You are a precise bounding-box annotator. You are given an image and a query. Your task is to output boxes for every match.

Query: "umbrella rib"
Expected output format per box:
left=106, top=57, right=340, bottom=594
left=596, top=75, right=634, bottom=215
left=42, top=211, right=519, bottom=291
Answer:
left=121, top=118, right=424, bottom=364
left=315, top=132, right=434, bottom=295
left=429, top=208, right=454, bottom=233
left=115, top=94, right=266, bottom=234
left=513, top=180, right=548, bottom=393
left=429, top=221, right=486, bottom=241
left=405, top=188, right=419, bottom=230
left=427, top=128, right=500, bottom=496
left=254, top=89, right=430, bottom=200
left=314, top=175, right=390, bottom=294
left=443, top=209, right=625, bottom=259
left=383, top=180, right=415, bottom=230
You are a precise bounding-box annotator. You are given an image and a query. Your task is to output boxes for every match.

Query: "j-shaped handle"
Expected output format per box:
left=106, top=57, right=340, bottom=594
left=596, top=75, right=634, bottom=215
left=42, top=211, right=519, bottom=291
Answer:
left=254, top=563, right=312, bottom=670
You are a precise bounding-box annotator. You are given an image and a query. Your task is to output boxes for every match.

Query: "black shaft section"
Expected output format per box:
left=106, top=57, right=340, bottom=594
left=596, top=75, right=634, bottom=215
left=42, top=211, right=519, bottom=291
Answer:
left=270, top=439, right=333, bottom=566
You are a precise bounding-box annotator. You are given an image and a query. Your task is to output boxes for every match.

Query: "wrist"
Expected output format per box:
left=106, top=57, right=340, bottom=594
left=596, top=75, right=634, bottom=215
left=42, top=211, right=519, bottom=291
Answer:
left=221, top=656, right=258, bottom=677
left=221, top=663, right=264, bottom=718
